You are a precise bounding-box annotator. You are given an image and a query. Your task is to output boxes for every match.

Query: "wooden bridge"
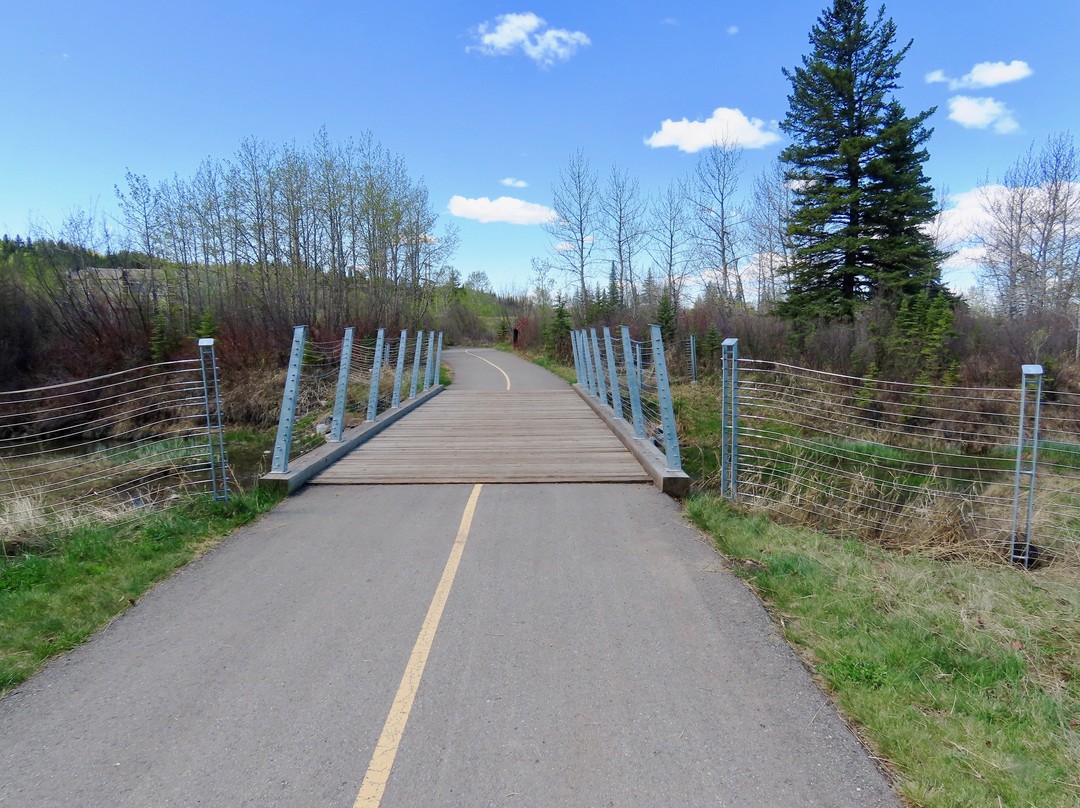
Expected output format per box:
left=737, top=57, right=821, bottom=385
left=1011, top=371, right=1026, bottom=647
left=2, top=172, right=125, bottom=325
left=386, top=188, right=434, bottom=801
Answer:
left=264, top=347, right=687, bottom=494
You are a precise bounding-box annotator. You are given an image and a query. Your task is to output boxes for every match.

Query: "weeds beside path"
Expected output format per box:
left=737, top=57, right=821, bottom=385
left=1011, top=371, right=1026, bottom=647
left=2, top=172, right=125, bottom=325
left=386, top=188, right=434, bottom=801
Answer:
left=1, top=488, right=283, bottom=697
left=687, top=495, right=1080, bottom=808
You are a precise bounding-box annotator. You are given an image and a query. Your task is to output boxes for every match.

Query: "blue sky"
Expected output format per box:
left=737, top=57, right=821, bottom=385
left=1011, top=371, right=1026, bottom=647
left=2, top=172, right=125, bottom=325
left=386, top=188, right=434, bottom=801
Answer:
left=3, top=1, right=1078, bottom=295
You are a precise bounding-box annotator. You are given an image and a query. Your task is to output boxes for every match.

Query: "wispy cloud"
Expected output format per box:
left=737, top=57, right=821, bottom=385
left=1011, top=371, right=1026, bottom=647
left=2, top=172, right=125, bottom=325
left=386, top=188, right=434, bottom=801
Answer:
left=727, top=25, right=739, bottom=35
left=645, top=107, right=780, bottom=152
left=947, top=96, right=1019, bottom=134
left=926, top=60, right=1032, bottom=90
left=500, top=177, right=528, bottom=188
left=469, top=12, right=590, bottom=67
left=448, top=195, right=555, bottom=225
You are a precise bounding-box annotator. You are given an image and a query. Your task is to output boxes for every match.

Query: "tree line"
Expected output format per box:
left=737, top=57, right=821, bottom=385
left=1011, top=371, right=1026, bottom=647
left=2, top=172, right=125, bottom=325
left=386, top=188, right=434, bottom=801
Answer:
left=0, top=128, right=466, bottom=383
left=530, top=0, right=1079, bottom=385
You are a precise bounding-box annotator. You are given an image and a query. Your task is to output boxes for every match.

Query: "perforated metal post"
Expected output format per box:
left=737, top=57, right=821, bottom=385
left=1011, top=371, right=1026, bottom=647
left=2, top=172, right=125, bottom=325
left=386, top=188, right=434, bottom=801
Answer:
left=410, top=330, right=424, bottom=400
left=423, top=331, right=436, bottom=391
left=590, top=328, right=607, bottom=406
left=650, top=324, right=682, bottom=472
left=603, top=327, right=621, bottom=416
left=198, top=338, right=229, bottom=501
left=435, top=332, right=444, bottom=385
left=690, top=334, right=698, bottom=383
left=721, top=338, right=739, bottom=501
left=1011, top=364, right=1044, bottom=567
left=366, top=328, right=385, bottom=422
left=570, top=330, right=587, bottom=384
left=391, top=329, right=407, bottom=408
left=330, top=327, right=355, bottom=441
left=621, top=326, right=646, bottom=439
left=271, top=325, right=307, bottom=473
left=581, top=331, right=595, bottom=395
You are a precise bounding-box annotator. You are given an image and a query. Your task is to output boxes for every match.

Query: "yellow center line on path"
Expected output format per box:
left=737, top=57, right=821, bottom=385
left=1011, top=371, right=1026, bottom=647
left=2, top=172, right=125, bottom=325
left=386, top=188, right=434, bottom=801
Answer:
left=465, top=350, right=511, bottom=390
left=353, top=483, right=483, bottom=808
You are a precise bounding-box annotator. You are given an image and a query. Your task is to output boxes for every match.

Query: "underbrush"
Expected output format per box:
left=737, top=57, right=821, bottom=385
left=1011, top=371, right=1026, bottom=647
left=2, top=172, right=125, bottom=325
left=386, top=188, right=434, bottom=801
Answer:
left=686, top=495, right=1080, bottom=808
left=0, top=487, right=283, bottom=696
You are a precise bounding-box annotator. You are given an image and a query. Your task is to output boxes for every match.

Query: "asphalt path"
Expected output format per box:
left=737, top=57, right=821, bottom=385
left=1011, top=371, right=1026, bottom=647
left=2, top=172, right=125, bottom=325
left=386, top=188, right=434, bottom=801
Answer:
left=0, top=348, right=901, bottom=807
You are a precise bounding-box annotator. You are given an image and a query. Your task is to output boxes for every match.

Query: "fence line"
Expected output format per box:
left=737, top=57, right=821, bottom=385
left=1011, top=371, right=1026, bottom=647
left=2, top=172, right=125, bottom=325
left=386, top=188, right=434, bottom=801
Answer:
left=0, top=342, right=228, bottom=550
left=708, top=340, right=1080, bottom=566
left=571, top=324, right=682, bottom=471
left=270, top=327, right=443, bottom=474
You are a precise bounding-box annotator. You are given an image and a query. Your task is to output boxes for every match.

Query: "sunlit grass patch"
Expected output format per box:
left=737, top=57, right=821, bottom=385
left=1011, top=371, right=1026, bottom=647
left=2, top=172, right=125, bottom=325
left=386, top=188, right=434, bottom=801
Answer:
left=686, top=494, right=1080, bottom=808
left=0, top=488, right=283, bottom=696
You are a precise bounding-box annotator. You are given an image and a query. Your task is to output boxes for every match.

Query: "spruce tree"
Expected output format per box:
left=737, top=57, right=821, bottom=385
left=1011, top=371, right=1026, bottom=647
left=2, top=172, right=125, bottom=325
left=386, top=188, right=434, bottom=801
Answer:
left=778, top=0, right=943, bottom=320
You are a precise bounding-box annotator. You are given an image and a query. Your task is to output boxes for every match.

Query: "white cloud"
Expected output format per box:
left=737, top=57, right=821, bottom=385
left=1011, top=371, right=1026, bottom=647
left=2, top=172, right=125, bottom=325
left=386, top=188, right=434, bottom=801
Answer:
left=947, top=96, right=1019, bottom=133
left=645, top=107, right=781, bottom=152
left=501, top=177, right=528, bottom=188
left=926, top=60, right=1032, bottom=90
left=727, top=25, right=739, bottom=35
left=662, top=18, right=678, bottom=26
left=470, top=12, right=590, bottom=67
left=448, top=195, right=555, bottom=225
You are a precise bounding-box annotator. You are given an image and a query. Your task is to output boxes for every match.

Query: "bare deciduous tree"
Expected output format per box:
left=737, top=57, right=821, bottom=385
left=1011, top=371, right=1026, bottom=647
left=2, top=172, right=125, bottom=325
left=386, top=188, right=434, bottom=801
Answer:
left=685, top=138, right=747, bottom=310
left=545, top=149, right=600, bottom=310
left=977, top=132, right=1080, bottom=317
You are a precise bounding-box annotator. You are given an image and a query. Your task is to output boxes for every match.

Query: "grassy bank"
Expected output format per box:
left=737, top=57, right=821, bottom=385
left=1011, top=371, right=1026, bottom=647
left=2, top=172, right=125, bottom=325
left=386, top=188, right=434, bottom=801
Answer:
left=686, top=496, right=1080, bottom=807
left=0, top=487, right=283, bottom=696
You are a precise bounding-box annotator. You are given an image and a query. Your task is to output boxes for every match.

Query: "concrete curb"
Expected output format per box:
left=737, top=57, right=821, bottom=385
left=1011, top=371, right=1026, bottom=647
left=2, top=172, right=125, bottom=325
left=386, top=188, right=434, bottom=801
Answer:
left=572, top=383, right=691, bottom=497
left=261, top=385, right=444, bottom=494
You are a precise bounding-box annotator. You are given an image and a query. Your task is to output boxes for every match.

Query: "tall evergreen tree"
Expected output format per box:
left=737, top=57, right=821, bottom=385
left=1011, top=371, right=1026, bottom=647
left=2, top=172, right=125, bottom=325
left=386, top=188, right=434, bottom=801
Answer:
left=778, top=0, right=943, bottom=320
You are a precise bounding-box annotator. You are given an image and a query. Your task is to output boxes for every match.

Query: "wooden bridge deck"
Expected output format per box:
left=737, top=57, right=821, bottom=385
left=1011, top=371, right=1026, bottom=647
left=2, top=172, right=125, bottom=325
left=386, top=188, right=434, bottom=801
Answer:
left=309, top=389, right=650, bottom=485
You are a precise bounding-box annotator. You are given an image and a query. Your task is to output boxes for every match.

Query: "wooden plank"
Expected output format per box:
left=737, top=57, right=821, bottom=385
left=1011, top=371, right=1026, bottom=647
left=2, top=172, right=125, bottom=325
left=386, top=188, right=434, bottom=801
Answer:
left=308, top=390, right=651, bottom=485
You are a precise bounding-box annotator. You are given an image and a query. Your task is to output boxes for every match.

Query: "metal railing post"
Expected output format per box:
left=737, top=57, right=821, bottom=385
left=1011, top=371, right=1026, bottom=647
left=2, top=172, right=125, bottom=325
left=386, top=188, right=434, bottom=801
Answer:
left=198, top=338, right=229, bottom=501
left=366, top=328, right=385, bottom=422
left=650, top=324, right=682, bottom=472
left=1011, top=364, right=1044, bottom=567
left=621, top=326, right=646, bottom=439
left=435, top=332, right=444, bottom=385
left=590, top=328, right=607, bottom=406
left=330, top=327, right=355, bottom=441
left=391, top=329, right=407, bottom=408
left=580, top=331, right=596, bottom=396
left=721, top=338, right=739, bottom=501
left=271, top=325, right=307, bottom=474
left=603, top=327, right=622, bottom=416
left=410, top=330, right=424, bottom=400
left=690, top=334, right=698, bottom=383
left=423, top=331, right=436, bottom=390
left=570, top=330, right=582, bottom=384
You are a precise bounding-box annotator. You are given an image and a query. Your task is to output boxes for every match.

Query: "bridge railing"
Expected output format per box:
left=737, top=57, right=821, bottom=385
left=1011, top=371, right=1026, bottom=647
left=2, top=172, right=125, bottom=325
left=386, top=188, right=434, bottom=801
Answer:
left=270, top=327, right=443, bottom=474
left=570, top=324, right=683, bottom=473
left=0, top=340, right=228, bottom=550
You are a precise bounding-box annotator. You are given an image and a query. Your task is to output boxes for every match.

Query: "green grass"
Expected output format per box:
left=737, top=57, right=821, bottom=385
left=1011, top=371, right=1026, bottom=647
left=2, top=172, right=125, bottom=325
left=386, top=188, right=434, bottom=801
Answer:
left=0, top=488, right=284, bottom=696
left=686, top=494, right=1080, bottom=808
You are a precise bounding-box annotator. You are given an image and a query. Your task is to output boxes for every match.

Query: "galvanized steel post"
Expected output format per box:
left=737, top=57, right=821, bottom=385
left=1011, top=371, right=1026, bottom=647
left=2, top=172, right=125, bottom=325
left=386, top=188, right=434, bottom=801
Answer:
left=621, top=326, right=646, bottom=439
left=435, top=332, right=444, bottom=385
left=1011, top=364, right=1044, bottom=567
left=271, top=325, right=307, bottom=474
left=330, top=327, right=355, bottom=441
left=570, top=330, right=582, bottom=384
left=721, top=338, right=740, bottom=501
left=423, top=331, right=436, bottom=391
left=198, top=338, right=229, bottom=501
left=590, top=328, right=607, bottom=406
left=366, top=328, right=385, bottom=422
left=650, top=324, right=683, bottom=472
left=603, top=327, right=622, bottom=416
left=410, top=330, right=424, bottom=400
left=391, top=329, right=407, bottom=408
left=580, top=330, right=597, bottom=396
